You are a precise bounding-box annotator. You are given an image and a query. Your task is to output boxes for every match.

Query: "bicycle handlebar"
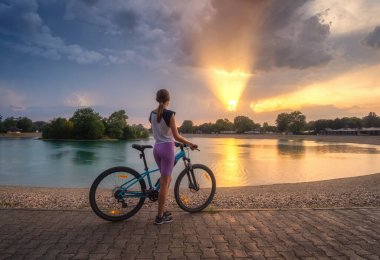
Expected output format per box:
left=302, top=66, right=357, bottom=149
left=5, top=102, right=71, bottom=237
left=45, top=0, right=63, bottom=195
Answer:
left=175, top=142, right=200, bottom=151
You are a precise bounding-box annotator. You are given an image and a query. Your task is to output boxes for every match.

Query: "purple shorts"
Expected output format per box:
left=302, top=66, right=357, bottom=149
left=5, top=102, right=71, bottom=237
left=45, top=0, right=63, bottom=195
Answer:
left=153, top=142, right=175, bottom=176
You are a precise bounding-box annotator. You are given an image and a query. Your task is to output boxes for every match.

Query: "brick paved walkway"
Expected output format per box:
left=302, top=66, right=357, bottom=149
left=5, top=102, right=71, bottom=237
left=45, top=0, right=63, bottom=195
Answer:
left=0, top=208, right=379, bottom=259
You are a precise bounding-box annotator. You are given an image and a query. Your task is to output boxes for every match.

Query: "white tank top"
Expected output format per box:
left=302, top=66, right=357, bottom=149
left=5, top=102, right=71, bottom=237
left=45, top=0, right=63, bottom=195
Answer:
left=149, top=109, right=175, bottom=144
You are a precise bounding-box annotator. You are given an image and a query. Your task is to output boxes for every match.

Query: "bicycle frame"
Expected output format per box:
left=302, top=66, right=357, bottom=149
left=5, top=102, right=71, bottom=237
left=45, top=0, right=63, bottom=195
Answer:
left=119, top=148, right=187, bottom=198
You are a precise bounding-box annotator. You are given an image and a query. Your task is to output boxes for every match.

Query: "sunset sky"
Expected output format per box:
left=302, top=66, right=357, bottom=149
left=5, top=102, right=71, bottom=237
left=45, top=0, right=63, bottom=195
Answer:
left=1, top=0, right=380, bottom=126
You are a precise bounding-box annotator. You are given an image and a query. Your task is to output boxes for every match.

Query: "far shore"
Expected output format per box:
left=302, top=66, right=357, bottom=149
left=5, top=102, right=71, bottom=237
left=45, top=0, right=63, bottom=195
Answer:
left=2, top=132, right=380, bottom=146
left=0, top=132, right=42, bottom=138
left=0, top=133, right=146, bottom=142
left=183, top=133, right=380, bottom=146
left=1, top=173, right=379, bottom=210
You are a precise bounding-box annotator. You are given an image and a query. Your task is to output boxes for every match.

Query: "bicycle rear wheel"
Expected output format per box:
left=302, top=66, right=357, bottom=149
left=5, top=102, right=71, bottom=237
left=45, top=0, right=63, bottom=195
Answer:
left=89, top=167, right=146, bottom=221
left=174, top=164, right=216, bottom=213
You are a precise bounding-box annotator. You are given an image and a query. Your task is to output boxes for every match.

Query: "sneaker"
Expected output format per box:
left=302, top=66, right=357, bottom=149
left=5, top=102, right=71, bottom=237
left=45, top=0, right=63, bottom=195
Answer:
left=163, top=211, right=172, bottom=217
left=155, top=214, right=173, bottom=225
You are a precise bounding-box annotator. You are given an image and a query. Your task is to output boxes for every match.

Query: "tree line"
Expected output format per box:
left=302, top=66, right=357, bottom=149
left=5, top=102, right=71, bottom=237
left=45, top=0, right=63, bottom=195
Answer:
left=0, top=108, right=149, bottom=140
left=2, top=110, right=380, bottom=138
left=42, top=108, right=149, bottom=139
left=0, top=116, right=46, bottom=133
left=178, top=111, right=380, bottom=134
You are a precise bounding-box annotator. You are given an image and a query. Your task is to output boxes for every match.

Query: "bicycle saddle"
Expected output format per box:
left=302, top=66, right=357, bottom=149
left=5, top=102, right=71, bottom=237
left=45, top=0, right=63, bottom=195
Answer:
left=132, top=144, right=153, bottom=152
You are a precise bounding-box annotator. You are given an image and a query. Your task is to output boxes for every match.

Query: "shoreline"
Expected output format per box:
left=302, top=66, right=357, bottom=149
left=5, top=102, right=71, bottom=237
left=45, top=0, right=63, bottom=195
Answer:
left=0, top=132, right=42, bottom=138
left=184, top=133, right=380, bottom=146
left=1, top=173, right=379, bottom=210
left=2, top=132, right=380, bottom=146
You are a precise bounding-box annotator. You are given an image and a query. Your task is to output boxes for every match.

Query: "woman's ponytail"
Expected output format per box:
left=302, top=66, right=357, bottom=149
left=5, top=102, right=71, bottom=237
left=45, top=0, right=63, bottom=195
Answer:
left=156, top=89, right=170, bottom=123
left=157, top=102, right=164, bottom=123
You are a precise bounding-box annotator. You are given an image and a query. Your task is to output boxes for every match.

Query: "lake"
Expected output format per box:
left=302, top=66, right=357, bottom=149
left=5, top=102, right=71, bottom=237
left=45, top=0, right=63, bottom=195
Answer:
left=0, top=137, right=379, bottom=188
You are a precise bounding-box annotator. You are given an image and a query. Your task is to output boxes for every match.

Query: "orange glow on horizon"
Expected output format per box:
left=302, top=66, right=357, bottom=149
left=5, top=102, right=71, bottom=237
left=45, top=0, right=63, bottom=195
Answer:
left=251, top=65, right=380, bottom=113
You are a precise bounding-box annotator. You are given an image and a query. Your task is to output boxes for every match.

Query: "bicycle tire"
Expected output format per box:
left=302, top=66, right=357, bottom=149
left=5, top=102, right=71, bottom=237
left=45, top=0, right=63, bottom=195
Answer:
left=89, top=166, right=146, bottom=221
left=174, top=164, right=216, bottom=213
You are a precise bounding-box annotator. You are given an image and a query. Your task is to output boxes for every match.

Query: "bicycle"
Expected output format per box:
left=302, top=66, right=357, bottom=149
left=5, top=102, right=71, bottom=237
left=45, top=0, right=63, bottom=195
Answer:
left=89, top=142, right=216, bottom=221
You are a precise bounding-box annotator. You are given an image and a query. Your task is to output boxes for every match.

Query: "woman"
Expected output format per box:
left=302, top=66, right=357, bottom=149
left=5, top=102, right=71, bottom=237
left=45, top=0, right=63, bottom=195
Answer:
left=149, top=89, right=197, bottom=225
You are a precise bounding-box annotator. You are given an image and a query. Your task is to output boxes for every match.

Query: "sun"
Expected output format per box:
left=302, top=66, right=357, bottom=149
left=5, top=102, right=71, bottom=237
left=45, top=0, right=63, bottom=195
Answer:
left=207, top=68, right=252, bottom=111
left=227, top=100, right=237, bottom=111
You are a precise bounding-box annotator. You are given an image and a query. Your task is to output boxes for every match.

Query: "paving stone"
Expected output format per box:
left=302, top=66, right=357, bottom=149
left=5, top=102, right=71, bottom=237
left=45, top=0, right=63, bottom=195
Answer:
left=185, top=252, right=202, bottom=260
left=0, top=208, right=379, bottom=259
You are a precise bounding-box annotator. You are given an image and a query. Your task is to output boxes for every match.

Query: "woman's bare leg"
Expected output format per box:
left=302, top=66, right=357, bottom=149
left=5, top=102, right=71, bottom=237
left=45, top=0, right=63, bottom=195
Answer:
left=158, top=175, right=171, bottom=216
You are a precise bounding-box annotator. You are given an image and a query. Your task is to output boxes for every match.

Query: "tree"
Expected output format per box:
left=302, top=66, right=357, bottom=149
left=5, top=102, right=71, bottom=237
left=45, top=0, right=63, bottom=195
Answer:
left=362, top=112, right=380, bottom=127
left=71, top=108, right=105, bottom=139
left=198, top=122, right=214, bottom=134
left=276, top=113, right=291, bottom=133
left=288, top=111, right=306, bottom=134
left=215, top=118, right=234, bottom=132
left=106, top=110, right=128, bottom=139
left=311, top=119, right=333, bottom=132
left=275, top=111, right=306, bottom=134
left=124, top=124, right=149, bottom=139
left=17, top=117, right=33, bottom=132
left=179, top=120, right=194, bottom=133
left=3, top=117, right=17, bottom=131
left=33, top=121, right=47, bottom=132
left=234, top=116, right=256, bottom=133
left=0, top=115, right=5, bottom=133
left=262, top=122, right=277, bottom=133
left=42, top=118, right=73, bottom=139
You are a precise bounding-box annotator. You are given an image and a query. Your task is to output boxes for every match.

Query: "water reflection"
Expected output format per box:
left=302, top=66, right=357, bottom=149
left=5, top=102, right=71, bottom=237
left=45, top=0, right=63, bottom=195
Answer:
left=1, top=137, right=380, bottom=188
left=51, top=150, right=71, bottom=160
left=277, top=140, right=306, bottom=159
left=72, top=150, right=97, bottom=164
left=214, top=139, right=250, bottom=187
left=313, top=144, right=380, bottom=154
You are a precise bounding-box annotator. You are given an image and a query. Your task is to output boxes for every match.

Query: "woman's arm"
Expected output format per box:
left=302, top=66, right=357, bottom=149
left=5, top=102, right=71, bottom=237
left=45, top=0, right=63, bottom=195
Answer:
left=170, top=115, right=197, bottom=149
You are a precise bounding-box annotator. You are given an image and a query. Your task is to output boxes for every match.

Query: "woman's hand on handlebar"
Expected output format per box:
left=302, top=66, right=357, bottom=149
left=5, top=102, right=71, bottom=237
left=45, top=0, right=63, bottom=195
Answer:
left=189, top=143, right=198, bottom=150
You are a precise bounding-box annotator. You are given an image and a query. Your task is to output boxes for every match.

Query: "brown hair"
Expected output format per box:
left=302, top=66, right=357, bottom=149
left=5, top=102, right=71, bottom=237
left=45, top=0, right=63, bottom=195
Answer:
left=156, top=89, right=170, bottom=123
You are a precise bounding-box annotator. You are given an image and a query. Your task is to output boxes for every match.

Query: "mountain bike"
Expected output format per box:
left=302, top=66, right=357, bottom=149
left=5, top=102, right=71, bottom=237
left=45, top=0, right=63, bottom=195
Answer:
left=89, top=142, right=216, bottom=221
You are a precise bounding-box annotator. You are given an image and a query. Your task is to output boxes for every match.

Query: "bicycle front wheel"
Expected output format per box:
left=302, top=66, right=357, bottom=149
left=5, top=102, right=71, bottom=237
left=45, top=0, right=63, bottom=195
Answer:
left=174, top=164, right=216, bottom=213
left=89, top=166, right=146, bottom=221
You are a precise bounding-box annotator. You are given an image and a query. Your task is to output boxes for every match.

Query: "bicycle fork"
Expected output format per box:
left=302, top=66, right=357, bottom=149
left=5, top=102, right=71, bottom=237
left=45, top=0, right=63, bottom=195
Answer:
left=185, top=161, right=199, bottom=191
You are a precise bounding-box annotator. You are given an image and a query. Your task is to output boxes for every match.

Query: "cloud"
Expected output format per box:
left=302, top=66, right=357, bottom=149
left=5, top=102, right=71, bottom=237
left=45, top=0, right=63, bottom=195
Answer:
left=174, top=0, right=332, bottom=72
left=0, top=87, right=26, bottom=112
left=250, top=64, right=380, bottom=113
left=58, top=0, right=335, bottom=70
left=263, top=14, right=332, bottom=69
left=64, top=0, right=143, bottom=35
left=307, top=0, right=380, bottom=35
left=364, top=26, right=380, bottom=50
left=63, top=92, right=95, bottom=107
left=0, top=0, right=104, bottom=64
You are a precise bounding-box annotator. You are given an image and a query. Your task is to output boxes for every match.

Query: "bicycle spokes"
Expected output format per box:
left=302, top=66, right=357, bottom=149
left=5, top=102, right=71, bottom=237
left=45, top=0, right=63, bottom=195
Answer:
left=181, top=195, right=189, bottom=205
left=93, top=170, right=143, bottom=217
left=176, top=165, right=215, bottom=211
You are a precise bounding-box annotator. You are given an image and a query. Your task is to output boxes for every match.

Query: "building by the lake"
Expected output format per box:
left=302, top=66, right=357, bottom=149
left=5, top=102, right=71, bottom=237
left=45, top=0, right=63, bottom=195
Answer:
left=323, top=127, right=380, bottom=136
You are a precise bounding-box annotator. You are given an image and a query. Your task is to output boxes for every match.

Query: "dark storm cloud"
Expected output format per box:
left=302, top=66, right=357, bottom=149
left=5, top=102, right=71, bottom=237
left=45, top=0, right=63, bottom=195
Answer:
left=364, top=26, right=380, bottom=49
left=0, top=0, right=42, bottom=38
left=257, top=15, right=332, bottom=70
left=176, top=0, right=332, bottom=71
left=64, top=0, right=142, bottom=35
left=112, top=9, right=139, bottom=31
left=80, top=0, right=99, bottom=6
left=0, top=0, right=104, bottom=64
